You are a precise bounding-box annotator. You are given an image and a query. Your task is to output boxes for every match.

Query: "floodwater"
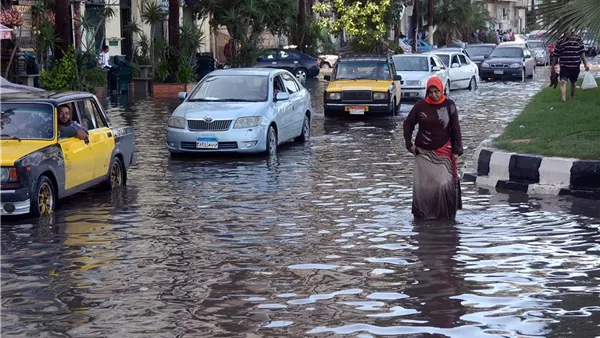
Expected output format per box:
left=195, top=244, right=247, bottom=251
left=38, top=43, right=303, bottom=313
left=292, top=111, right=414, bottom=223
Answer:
left=2, top=67, right=600, bottom=337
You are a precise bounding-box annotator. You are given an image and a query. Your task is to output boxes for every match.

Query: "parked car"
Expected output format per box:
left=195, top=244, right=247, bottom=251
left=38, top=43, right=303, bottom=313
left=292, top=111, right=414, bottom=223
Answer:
left=479, top=44, right=536, bottom=81
left=430, top=51, right=480, bottom=90
left=166, top=68, right=312, bottom=155
left=254, top=48, right=320, bottom=82
left=322, top=53, right=402, bottom=117
left=1, top=91, right=136, bottom=216
left=319, top=54, right=338, bottom=69
left=465, top=43, right=496, bottom=69
left=402, top=38, right=433, bottom=53
left=526, top=39, right=550, bottom=66
left=391, top=54, right=450, bottom=100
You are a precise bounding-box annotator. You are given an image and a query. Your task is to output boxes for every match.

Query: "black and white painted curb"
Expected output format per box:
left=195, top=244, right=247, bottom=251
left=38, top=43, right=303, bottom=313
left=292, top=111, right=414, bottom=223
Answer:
left=462, top=135, right=600, bottom=199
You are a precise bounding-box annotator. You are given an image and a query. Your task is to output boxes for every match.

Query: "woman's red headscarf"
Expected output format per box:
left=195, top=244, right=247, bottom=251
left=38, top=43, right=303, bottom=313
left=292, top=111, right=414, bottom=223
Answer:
left=424, top=76, right=447, bottom=105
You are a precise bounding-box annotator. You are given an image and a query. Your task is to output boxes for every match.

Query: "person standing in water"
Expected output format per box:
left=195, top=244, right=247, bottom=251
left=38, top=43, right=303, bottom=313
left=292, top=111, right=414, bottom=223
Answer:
left=403, top=77, right=463, bottom=220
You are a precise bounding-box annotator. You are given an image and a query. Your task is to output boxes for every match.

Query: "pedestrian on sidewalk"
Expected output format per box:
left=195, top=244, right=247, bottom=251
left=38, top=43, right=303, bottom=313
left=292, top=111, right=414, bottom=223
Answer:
left=551, top=32, right=590, bottom=102
left=403, top=77, right=463, bottom=220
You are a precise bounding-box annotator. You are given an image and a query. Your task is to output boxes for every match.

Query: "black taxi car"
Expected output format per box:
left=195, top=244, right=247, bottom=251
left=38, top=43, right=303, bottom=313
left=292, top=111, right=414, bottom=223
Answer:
left=1, top=91, right=136, bottom=216
left=323, top=53, right=403, bottom=117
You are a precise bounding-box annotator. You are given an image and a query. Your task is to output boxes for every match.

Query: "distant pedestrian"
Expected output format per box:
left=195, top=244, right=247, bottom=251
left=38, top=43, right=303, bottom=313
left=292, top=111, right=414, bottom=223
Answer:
left=552, top=32, right=590, bottom=101
left=98, top=45, right=111, bottom=69
left=403, top=77, right=463, bottom=220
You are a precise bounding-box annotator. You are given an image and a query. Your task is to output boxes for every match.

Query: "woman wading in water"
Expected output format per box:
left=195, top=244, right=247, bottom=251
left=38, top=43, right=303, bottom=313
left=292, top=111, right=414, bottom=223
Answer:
left=403, top=77, right=463, bottom=220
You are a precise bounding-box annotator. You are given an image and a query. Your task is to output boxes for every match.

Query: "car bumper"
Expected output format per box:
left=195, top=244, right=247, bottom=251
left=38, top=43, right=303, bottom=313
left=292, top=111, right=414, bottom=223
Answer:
left=401, top=88, right=427, bottom=100
left=1, top=189, right=31, bottom=216
left=323, top=102, right=393, bottom=114
left=166, top=125, right=268, bottom=153
left=480, top=68, right=522, bottom=79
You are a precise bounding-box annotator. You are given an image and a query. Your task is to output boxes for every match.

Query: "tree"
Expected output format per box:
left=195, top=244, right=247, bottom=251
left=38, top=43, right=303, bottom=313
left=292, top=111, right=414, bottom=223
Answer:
left=194, top=0, right=297, bottom=67
left=427, top=0, right=434, bottom=45
left=313, top=0, right=392, bottom=52
left=537, top=0, right=600, bottom=41
left=434, top=0, right=490, bottom=45
left=54, top=0, right=71, bottom=59
left=168, top=0, right=180, bottom=81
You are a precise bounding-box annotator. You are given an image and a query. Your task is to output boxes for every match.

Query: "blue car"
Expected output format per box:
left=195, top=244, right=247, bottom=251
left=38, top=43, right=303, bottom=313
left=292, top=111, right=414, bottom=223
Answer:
left=402, top=39, right=433, bottom=53
left=166, top=68, right=314, bottom=155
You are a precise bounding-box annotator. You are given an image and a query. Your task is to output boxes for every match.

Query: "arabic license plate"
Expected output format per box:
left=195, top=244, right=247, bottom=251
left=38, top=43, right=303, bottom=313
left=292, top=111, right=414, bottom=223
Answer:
left=494, top=70, right=504, bottom=75
left=348, top=106, right=365, bottom=115
left=196, top=137, right=218, bottom=149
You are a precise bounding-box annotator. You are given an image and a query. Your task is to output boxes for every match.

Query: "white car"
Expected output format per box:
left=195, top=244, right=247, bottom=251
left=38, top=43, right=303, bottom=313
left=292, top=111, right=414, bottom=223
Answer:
left=319, top=54, right=338, bottom=69
left=391, top=54, right=450, bottom=100
left=166, top=68, right=313, bottom=155
left=430, top=51, right=480, bottom=90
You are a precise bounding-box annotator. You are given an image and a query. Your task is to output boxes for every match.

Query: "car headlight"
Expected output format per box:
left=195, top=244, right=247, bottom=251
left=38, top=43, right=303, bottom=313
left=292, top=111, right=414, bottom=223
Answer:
left=234, top=116, right=262, bottom=129
left=328, top=92, right=341, bottom=100
left=481, top=62, right=490, bottom=68
left=406, top=80, right=422, bottom=86
left=509, top=63, right=522, bottom=68
left=373, top=92, right=389, bottom=100
left=1, top=167, right=18, bottom=182
left=167, top=116, right=185, bottom=129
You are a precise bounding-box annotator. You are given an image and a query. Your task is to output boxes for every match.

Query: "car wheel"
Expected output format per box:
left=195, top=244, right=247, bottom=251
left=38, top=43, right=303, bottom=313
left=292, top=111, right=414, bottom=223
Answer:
left=468, top=76, right=477, bottom=90
left=266, top=125, right=277, bottom=156
left=31, top=175, right=56, bottom=216
left=445, top=81, right=450, bottom=96
left=294, top=68, right=308, bottom=82
left=396, top=99, right=401, bottom=116
left=295, top=115, right=311, bottom=142
left=530, top=67, right=536, bottom=79
left=103, top=156, right=125, bottom=190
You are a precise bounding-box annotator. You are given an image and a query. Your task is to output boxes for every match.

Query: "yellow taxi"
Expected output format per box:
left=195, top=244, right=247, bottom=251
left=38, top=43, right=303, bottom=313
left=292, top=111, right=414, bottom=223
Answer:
left=1, top=91, right=136, bottom=216
left=323, top=53, right=403, bottom=117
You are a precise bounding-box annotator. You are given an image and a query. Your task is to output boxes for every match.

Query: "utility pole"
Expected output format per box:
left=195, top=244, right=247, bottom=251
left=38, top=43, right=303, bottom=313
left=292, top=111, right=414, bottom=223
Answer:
left=412, top=0, right=419, bottom=52
left=427, top=0, right=434, bottom=45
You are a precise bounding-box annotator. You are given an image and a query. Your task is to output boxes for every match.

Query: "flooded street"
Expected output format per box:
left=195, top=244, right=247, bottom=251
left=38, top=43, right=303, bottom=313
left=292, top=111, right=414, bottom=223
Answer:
left=2, top=68, right=600, bottom=337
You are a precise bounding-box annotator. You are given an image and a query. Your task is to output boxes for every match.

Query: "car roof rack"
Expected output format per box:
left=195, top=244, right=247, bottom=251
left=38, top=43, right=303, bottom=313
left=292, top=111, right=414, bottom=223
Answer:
left=337, top=52, right=393, bottom=62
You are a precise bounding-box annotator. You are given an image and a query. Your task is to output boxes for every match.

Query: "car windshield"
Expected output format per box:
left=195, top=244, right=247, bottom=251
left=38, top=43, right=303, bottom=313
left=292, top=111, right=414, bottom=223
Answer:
left=528, top=41, right=544, bottom=49
left=1, top=103, right=54, bottom=140
left=466, top=46, right=494, bottom=56
left=188, top=75, right=268, bottom=102
left=334, top=61, right=391, bottom=80
left=434, top=54, right=450, bottom=67
left=393, top=56, right=429, bottom=71
left=490, top=47, right=524, bottom=58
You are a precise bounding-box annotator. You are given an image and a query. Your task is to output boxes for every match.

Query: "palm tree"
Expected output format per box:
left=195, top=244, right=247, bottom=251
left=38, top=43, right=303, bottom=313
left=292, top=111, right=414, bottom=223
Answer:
left=54, top=0, right=71, bottom=59
left=537, top=0, right=600, bottom=40
left=168, top=0, right=180, bottom=81
left=427, top=0, right=434, bottom=45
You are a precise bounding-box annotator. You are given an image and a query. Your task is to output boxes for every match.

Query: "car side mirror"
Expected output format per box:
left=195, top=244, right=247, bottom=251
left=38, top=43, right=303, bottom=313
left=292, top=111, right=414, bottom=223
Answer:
left=177, top=92, right=187, bottom=101
left=451, top=63, right=460, bottom=68
left=432, top=66, right=441, bottom=71
left=324, top=74, right=331, bottom=81
left=276, top=92, right=290, bottom=101
left=393, top=74, right=402, bottom=81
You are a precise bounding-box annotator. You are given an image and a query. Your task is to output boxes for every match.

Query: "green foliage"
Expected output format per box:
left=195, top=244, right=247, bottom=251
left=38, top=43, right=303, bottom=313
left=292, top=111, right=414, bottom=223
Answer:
left=79, top=67, right=107, bottom=91
left=40, top=46, right=76, bottom=90
left=433, top=0, right=492, bottom=45
left=313, top=0, right=391, bottom=52
left=194, top=0, right=297, bottom=67
left=176, top=21, right=205, bottom=83
left=289, top=16, right=335, bottom=56
left=537, top=0, right=600, bottom=42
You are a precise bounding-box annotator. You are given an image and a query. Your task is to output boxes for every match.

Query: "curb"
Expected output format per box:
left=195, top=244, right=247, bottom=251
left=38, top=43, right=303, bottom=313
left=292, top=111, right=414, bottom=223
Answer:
left=462, top=135, right=600, bottom=199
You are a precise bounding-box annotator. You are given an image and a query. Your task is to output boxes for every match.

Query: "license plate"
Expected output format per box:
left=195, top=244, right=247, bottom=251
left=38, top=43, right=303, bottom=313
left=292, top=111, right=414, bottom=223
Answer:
left=196, top=137, right=218, bottom=149
left=494, top=70, right=504, bottom=75
left=347, top=106, right=365, bottom=115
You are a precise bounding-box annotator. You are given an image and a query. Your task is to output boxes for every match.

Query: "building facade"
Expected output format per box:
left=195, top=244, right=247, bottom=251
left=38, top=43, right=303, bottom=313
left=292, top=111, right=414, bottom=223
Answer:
left=475, top=0, right=530, bottom=33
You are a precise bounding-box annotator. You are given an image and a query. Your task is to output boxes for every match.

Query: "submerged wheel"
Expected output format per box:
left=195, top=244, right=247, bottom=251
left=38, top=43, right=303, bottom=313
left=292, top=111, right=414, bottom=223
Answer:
left=295, top=115, right=311, bottom=142
left=31, top=175, right=56, bottom=216
left=266, top=125, right=278, bottom=156
left=103, top=156, right=125, bottom=190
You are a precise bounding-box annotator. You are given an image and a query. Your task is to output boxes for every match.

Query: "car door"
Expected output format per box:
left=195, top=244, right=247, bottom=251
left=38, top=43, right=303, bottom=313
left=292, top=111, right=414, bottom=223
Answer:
left=280, top=72, right=305, bottom=136
left=256, top=49, right=278, bottom=69
left=76, top=99, right=115, bottom=180
left=272, top=75, right=293, bottom=141
left=58, top=102, right=94, bottom=190
left=432, top=56, right=449, bottom=87
left=457, top=54, right=475, bottom=88
left=390, top=63, right=402, bottom=101
left=524, top=49, right=535, bottom=75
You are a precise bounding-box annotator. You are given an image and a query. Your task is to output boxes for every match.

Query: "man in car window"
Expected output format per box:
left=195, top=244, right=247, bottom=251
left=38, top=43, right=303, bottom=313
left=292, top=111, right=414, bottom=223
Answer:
left=57, top=105, right=88, bottom=141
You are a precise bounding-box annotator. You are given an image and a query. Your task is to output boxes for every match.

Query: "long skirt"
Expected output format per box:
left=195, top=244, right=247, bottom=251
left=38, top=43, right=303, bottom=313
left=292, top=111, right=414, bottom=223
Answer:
left=412, top=141, right=462, bottom=220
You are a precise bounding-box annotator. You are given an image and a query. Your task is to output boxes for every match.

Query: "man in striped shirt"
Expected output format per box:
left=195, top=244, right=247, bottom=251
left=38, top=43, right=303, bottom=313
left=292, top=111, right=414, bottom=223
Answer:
left=551, top=33, right=590, bottom=102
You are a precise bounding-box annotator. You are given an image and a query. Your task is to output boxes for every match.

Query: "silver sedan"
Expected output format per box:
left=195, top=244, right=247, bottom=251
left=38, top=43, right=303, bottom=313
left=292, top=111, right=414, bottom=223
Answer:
left=166, top=68, right=313, bottom=155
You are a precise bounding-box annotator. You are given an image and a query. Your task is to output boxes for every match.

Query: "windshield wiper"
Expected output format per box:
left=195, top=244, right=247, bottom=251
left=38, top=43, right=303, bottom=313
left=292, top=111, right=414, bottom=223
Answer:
left=1, top=134, right=21, bottom=141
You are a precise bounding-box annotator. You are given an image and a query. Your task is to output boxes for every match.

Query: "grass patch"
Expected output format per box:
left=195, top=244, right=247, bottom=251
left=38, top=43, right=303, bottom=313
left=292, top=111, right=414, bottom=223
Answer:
left=494, top=78, right=600, bottom=160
